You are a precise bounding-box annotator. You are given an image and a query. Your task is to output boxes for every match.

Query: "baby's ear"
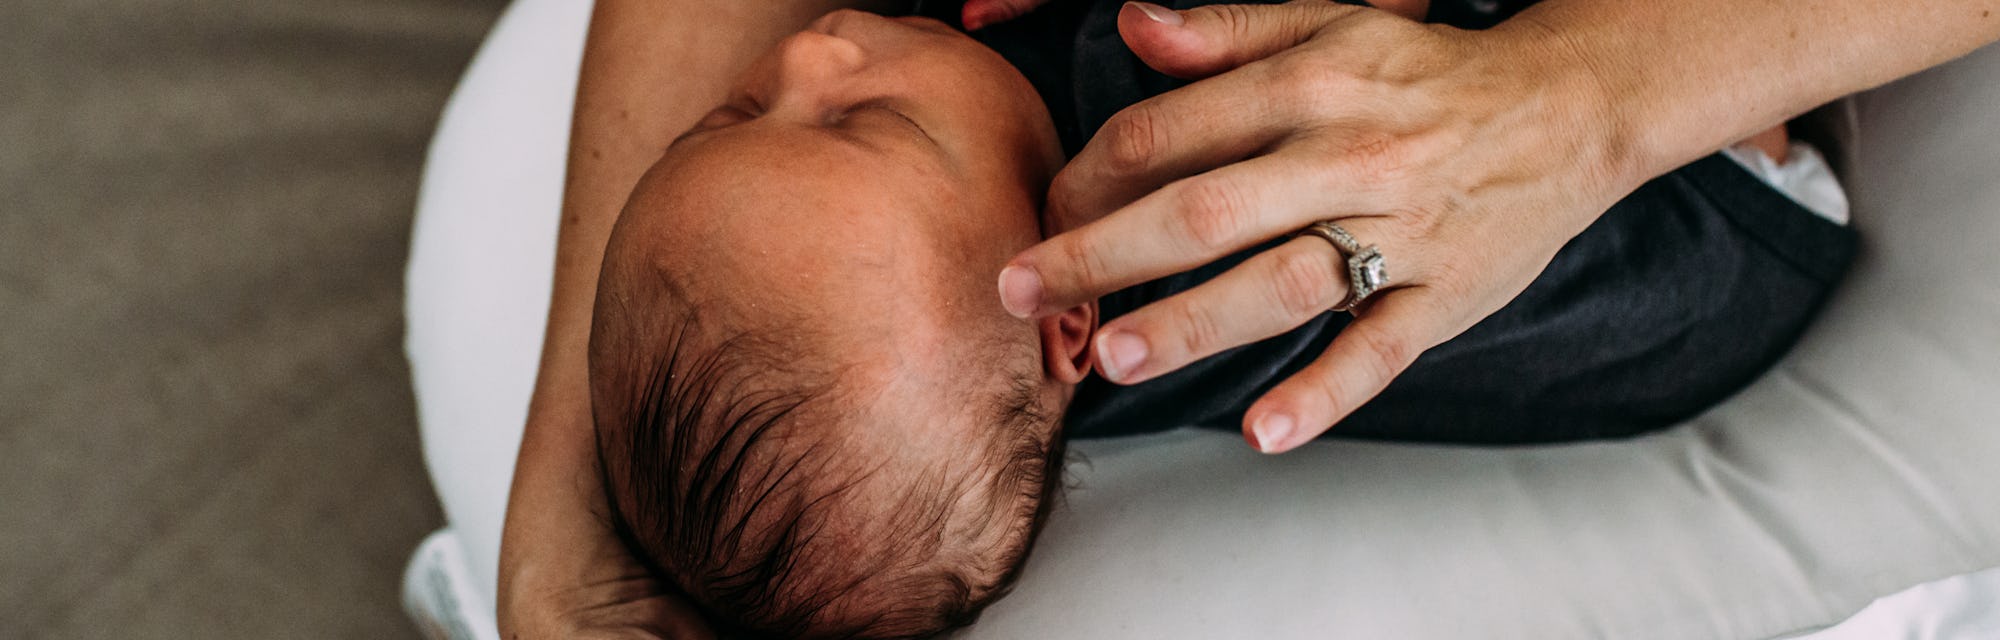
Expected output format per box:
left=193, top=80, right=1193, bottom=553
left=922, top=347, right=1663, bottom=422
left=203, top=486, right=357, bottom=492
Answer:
left=1039, top=302, right=1098, bottom=384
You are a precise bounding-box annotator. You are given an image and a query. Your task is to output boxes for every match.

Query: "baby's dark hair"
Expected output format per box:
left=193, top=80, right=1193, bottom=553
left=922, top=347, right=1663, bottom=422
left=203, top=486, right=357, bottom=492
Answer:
left=587, top=261, right=1066, bottom=639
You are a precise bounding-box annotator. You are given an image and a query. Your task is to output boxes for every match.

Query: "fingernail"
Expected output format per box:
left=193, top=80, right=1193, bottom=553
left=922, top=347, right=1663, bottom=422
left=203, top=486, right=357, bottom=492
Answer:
left=961, top=6, right=991, bottom=30
left=1095, top=330, right=1149, bottom=382
left=1127, top=1, right=1184, bottom=26
left=998, top=265, right=1042, bottom=318
left=1251, top=413, right=1295, bottom=453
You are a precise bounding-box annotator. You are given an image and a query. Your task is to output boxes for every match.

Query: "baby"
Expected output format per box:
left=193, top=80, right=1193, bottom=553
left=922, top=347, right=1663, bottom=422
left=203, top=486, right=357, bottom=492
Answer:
left=586, top=10, right=1091, bottom=639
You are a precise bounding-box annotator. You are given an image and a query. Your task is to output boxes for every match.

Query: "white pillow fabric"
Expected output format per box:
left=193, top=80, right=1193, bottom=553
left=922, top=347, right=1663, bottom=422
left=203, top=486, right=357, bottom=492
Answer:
left=1783, top=566, right=2000, bottom=639
left=404, top=0, right=589, bottom=599
left=403, top=1, right=2000, bottom=636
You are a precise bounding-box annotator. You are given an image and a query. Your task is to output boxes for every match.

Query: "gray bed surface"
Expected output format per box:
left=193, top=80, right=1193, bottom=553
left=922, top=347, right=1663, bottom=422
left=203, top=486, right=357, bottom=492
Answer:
left=1, top=0, right=503, bottom=637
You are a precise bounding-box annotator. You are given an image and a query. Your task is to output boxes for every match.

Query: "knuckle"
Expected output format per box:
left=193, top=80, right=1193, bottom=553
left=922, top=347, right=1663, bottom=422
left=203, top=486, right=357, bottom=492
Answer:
left=1266, top=56, right=1350, bottom=106
left=1055, top=234, right=1110, bottom=293
left=1167, top=299, right=1224, bottom=357
left=1271, top=248, right=1339, bottom=318
left=1173, top=178, right=1254, bottom=251
left=1423, top=253, right=1462, bottom=292
left=1045, top=172, right=1090, bottom=233
left=1397, top=203, right=1442, bottom=234
left=1295, top=373, right=1348, bottom=420
left=1102, top=106, right=1169, bottom=175
left=1347, top=324, right=1415, bottom=382
left=1046, top=170, right=1080, bottom=211
left=1369, top=209, right=1431, bottom=254
left=1341, top=133, right=1412, bottom=185
left=1211, top=5, right=1260, bottom=51
left=1278, top=1, right=1338, bottom=43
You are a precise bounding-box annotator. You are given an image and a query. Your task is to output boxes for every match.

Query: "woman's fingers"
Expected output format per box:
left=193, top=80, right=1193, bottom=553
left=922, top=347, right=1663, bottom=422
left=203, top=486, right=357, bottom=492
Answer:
left=1119, top=1, right=1367, bottom=80
left=1042, top=65, right=1297, bottom=238
left=1022, top=4, right=1401, bottom=313
left=960, top=0, right=1056, bottom=30
left=1004, top=152, right=1377, bottom=319
left=1092, top=220, right=1420, bottom=384
left=1244, top=290, right=1461, bottom=453
left=1044, top=2, right=1372, bottom=233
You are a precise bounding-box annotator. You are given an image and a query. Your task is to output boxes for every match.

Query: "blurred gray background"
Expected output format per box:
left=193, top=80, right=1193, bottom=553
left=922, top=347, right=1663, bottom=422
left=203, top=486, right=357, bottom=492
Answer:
left=2, top=0, right=506, bottom=637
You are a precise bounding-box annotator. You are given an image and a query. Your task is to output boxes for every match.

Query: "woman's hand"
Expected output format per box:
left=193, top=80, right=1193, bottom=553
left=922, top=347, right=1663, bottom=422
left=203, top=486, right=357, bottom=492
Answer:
left=963, top=0, right=1430, bottom=29
left=994, top=1, right=1642, bottom=452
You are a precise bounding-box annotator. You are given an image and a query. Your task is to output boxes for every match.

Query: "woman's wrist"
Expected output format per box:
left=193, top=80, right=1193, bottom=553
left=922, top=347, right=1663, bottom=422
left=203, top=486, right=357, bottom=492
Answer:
left=1486, top=0, right=2000, bottom=192
left=1466, top=14, right=1652, bottom=202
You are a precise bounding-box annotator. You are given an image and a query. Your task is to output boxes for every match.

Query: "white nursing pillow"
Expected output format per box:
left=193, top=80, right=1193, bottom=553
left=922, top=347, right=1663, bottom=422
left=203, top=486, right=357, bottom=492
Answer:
left=404, top=1, right=2000, bottom=636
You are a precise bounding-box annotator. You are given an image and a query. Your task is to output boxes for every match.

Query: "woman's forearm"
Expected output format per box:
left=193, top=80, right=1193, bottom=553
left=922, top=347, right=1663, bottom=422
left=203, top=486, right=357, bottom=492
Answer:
left=499, top=0, right=897, bottom=634
left=1499, top=0, right=2000, bottom=187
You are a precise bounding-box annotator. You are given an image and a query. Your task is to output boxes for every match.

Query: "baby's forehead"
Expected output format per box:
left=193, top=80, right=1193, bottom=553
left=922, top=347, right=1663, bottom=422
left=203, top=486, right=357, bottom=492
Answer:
left=626, top=176, right=968, bottom=319
left=640, top=135, right=957, bottom=251
left=656, top=106, right=962, bottom=198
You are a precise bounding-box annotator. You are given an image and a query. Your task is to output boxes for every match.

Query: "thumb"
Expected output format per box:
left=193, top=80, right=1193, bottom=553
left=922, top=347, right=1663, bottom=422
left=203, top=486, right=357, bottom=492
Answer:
left=962, top=0, right=1057, bottom=30
left=1118, top=1, right=1362, bottom=79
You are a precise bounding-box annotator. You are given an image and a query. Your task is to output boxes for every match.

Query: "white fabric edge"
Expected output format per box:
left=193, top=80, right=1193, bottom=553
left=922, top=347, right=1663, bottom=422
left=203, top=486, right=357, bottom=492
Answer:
left=402, top=530, right=504, bottom=640
left=1781, top=564, right=2000, bottom=639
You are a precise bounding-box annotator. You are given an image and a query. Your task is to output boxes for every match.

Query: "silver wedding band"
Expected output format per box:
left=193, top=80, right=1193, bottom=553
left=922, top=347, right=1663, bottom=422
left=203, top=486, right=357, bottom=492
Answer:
left=1296, top=220, right=1389, bottom=313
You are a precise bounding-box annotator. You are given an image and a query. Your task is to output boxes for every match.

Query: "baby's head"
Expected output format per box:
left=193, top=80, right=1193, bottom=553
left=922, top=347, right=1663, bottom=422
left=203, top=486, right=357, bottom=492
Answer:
left=588, top=11, right=1095, bottom=639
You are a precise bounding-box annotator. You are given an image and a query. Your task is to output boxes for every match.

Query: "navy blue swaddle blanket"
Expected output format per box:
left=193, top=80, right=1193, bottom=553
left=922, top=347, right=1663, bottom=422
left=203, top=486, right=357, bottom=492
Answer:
left=923, top=0, right=1857, bottom=444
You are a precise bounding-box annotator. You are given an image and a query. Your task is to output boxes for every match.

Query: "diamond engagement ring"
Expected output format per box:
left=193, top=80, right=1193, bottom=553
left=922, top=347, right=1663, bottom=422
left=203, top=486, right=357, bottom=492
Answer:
left=1297, top=220, right=1388, bottom=313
